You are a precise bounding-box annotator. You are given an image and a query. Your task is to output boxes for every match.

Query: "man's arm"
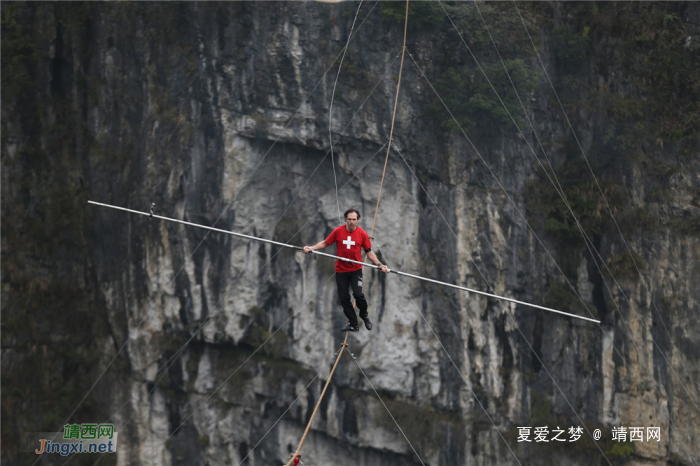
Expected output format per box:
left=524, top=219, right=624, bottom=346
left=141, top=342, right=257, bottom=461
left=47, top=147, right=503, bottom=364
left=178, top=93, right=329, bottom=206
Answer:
left=303, top=240, right=329, bottom=254
left=365, top=250, right=389, bottom=273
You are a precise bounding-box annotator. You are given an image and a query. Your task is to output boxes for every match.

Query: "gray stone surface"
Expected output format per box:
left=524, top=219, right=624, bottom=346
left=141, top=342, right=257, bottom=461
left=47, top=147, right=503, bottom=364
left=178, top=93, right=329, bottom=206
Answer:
left=2, top=2, right=699, bottom=465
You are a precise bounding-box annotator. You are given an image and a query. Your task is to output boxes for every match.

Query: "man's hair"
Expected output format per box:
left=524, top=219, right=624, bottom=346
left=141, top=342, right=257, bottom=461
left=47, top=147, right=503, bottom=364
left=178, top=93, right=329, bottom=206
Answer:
left=344, top=208, right=361, bottom=220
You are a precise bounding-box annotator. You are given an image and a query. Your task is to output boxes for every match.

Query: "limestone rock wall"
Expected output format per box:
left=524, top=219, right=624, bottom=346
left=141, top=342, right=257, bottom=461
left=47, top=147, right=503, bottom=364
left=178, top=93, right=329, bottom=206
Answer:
left=2, top=2, right=699, bottom=465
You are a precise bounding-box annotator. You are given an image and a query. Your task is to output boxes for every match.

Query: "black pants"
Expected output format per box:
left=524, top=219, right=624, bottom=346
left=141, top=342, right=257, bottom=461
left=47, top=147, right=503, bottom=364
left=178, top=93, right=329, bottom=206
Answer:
left=336, top=269, right=368, bottom=327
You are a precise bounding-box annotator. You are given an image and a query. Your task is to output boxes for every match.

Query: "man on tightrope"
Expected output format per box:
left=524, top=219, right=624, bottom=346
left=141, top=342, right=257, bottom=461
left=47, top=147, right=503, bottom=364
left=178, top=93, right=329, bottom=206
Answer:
left=303, top=208, right=389, bottom=332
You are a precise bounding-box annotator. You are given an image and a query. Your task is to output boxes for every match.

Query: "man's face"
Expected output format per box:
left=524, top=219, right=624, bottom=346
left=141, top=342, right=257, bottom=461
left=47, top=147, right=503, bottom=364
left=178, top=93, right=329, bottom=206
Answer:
left=345, top=213, right=358, bottom=231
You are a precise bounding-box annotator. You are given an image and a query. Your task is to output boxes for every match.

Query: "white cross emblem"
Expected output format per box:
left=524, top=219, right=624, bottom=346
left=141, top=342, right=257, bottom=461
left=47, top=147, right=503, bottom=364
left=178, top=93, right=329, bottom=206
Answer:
left=342, top=236, right=356, bottom=249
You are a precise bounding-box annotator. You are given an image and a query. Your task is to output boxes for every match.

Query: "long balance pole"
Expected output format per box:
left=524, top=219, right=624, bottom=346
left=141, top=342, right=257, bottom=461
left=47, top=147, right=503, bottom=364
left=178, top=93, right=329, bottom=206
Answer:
left=87, top=201, right=600, bottom=324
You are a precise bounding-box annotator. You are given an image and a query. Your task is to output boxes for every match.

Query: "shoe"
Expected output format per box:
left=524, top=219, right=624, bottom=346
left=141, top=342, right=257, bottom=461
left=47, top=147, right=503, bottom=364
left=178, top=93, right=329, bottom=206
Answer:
left=339, top=323, right=360, bottom=333
left=361, top=316, right=373, bottom=331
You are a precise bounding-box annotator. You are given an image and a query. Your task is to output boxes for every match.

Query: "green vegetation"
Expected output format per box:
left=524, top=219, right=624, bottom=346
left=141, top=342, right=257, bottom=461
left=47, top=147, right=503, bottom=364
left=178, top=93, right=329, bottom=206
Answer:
left=559, top=3, right=700, bottom=148
left=551, top=25, right=590, bottom=73
left=605, top=250, right=644, bottom=280
left=240, top=306, right=289, bottom=359
left=1, top=5, right=116, bottom=463
left=373, top=395, right=464, bottom=457
left=431, top=59, right=540, bottom=133
left=607, top=440, right=635, bottom=458
left=544, top=281, right=597, bottom=318
left=378, top=1, right=443, bottom=31
left=1, top=4, right=38, bottom=99
left=623, top=7, right=700, bottom=144
left=525, top=159, right=624, bottom=245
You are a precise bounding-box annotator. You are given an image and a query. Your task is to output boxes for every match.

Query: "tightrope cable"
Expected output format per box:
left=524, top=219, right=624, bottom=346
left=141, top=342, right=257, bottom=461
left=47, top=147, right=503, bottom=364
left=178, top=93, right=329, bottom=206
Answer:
left=90, top=132, right=393, bottom=466
left=393, top=278, right=523, bottom=466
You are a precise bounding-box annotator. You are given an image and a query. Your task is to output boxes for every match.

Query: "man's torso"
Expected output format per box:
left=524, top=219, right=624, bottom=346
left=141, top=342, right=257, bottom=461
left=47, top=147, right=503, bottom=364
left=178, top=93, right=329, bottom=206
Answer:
left=326, top=226, right=370, bottom=273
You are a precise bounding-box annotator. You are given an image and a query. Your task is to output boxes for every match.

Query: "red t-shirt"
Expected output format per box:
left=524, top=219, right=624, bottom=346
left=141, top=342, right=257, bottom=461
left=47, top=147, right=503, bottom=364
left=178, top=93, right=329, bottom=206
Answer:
left=325, top=225, right=372, bottom=273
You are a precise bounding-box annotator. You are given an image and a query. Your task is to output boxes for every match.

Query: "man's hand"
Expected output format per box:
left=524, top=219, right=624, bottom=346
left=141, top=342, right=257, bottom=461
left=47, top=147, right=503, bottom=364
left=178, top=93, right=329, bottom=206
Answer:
left=302, top=246, right=313, bottom=254
left=379, top=264, right=389, bottom=273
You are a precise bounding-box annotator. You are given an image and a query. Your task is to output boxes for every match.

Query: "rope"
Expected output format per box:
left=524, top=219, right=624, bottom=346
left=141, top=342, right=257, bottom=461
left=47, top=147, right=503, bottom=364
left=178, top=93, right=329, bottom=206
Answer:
left=368, top=0, right=410, bottom=242
left=84, top=141, right=391, bottom=466
left=329, top=0, right=365, bottom=224
left=393, top=137, right=700, bottom=460
left=390, top=143, right=494, bottom=292
left=285, top=333, right=349, bottom=466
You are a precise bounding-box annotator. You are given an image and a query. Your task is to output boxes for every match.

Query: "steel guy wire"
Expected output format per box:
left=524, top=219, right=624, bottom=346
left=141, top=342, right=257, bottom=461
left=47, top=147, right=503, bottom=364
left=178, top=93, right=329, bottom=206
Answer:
left=503, top=310, right=615, bottom=466
left=273, top=50, right=401, bottom=227
left=390, top=144, right=611, bottom=464
left=397, top=272, right=611, bottom=465
left=445, top=0, right=700, bottom=414
left=80, top=23, right=392, bottom=466
left=86, top=141, right=389, bottom=464
left=88, top=273, right=335, bottom=466
left=125, top=47, right=394, bottom=380
left=511, top=0, right=675, bottom=339
left=47, top=7, right=383, bottom=457
left=391, top=60, right=595, bottom=326
left=346, top=347, right=427, bottom=466
left=87, top=133, right=411, bottom=466
left=163, top=0, right=381, bottom=290
left=82, top=142, right=390, bottom=466
left=448, top=0, right=700, bottom=413
left=392, top=279, right=523, bottom=466
left=503, top=294, right=698, bottom=465
left=393, top=58, right=695, bottom=462
left=390, top=145, right=679, bottom=439
left=92, top=135, right=391, bottom=465
left=406, top=51, right=698, bottom=462
left=237, top=374, right=320, bottom=465
left=140, top=274, right=337, bottom=466
left=329, top=0, right=365, bottom=225
left=510, top=0, right=700, bottom=408
left=407, top=47, right=653, bottom=328
left=389, top=143, right=493, bottom=294
left=464, top=0, right=700, bottom=411
left=156, top=140, right=389, bottom=384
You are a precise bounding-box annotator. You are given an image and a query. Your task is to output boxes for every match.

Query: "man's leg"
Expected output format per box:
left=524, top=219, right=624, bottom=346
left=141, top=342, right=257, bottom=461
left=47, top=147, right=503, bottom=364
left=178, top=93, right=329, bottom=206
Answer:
left=350, top=270, right=371, bottom=330
left=336, top=272, right=359, bottom=328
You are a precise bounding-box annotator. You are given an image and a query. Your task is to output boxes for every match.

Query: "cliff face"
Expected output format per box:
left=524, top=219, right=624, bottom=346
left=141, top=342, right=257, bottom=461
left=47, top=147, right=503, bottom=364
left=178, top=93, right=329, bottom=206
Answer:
left=2, top=2, right=699, bottom=465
